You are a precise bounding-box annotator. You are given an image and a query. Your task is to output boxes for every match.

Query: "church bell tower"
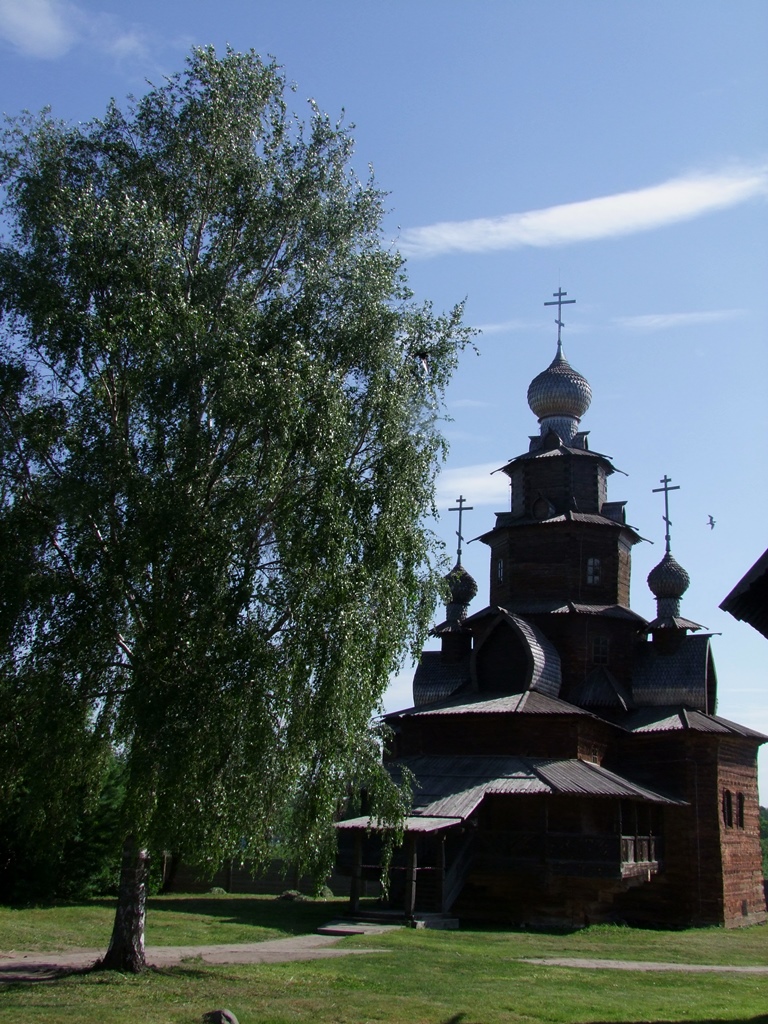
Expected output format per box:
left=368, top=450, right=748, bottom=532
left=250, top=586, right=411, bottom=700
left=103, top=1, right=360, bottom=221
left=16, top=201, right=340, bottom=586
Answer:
left=472, top=292, right=642, bottom=698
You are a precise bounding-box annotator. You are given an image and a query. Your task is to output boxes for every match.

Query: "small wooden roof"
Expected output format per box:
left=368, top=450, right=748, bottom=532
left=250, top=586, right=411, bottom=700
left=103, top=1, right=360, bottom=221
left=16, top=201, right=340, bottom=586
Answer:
left=720, top=547, right=768, bottom=640
left=334, top=754, right=686, bottom=834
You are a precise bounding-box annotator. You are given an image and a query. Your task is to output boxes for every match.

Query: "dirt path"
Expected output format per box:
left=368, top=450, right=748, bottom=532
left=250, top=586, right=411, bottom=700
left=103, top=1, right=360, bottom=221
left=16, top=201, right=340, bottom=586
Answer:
left=3, top=933, right=767, bottom=983
left=518, top=957, right=768, bottom=974
left=0, top=928, right=393, bottom=982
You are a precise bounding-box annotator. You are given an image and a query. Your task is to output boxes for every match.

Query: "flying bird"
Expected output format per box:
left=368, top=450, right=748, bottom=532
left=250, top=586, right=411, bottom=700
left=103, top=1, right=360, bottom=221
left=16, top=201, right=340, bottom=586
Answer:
left=707, top=515, right=716, bottom=530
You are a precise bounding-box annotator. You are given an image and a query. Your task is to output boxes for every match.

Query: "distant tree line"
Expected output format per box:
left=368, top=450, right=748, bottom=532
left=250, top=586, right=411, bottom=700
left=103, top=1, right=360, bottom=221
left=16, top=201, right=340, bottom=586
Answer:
left=0, top=756, right=126, bottom=902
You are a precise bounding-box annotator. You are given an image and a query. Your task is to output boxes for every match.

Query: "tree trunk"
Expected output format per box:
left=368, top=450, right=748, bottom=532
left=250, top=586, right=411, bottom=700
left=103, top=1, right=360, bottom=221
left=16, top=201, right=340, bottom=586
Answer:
left=160, top=850, right=181, bottom=894
left=97, top=836, right=149, bottom=973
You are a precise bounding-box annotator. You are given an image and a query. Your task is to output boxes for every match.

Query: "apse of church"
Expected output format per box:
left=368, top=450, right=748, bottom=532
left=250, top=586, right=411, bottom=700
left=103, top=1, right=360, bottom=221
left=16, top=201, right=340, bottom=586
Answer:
left=336, top=291, right=766, bottom=929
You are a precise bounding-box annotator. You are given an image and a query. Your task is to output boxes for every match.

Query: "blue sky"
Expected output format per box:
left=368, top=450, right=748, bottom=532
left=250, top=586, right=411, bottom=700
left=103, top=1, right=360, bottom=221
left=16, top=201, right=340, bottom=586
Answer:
left=1, top=0, right=767, bottom=791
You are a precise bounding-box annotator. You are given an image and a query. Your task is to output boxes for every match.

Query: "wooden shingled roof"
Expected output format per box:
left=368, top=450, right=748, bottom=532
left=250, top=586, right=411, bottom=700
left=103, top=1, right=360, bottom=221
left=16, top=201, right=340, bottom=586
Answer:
left=386, top=689, right=601, bottom=719
left=720, top=547, right=768, bottom=640
left=335, top=754, right=686, bottom=834
left=619, top=706, right=767, bottom=740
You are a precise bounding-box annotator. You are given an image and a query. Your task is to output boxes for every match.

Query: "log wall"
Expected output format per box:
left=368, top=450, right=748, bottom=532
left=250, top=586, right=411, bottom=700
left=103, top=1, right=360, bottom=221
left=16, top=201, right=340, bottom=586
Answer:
left=488, top=524, right=633, bottom=609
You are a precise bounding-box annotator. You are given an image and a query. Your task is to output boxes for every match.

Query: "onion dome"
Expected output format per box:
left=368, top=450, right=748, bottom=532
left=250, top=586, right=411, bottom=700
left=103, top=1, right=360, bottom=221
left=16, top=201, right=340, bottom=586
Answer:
left=444, top=565, right=475, bottom=618
left=430, top=563, right=478, bottom=635
left=647, top=553, right=690, bottom=600
left=527, top=341, right=592, bottom=443
left=647, top=551, right=699, bottom=633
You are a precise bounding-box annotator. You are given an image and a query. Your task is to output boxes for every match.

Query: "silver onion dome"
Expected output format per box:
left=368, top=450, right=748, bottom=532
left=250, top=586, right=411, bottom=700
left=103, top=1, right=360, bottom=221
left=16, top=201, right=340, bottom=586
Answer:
left=527, top=341, right=592, bottom=423
left=647, top=552, right=690, bottom=599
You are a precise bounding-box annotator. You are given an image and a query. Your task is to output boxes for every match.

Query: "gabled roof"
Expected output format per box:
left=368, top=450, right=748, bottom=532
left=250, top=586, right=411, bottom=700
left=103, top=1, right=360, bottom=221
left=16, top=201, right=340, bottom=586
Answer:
left=412, top=650, right=470, bottom=706
left=632, top=634, right=716, bottom=712
left=569, top=665, right=631, bottom=711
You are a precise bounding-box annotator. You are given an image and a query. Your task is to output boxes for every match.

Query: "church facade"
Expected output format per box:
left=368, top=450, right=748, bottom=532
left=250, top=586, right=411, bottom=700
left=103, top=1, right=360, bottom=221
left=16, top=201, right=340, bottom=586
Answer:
left=337, top=296, right=766, bottom=929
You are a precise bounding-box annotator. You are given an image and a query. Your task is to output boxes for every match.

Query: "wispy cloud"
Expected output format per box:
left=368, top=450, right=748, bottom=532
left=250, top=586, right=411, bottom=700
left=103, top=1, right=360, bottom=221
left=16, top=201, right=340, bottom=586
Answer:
left=435, top=462, right=511, bottom=508
left=0, top=0, right=149, bottom=62
left=0, top=0, right=75, bottom=58
left=475, top=318, right=539, bottom=335
left=615, top=309, right=747, bottom=331
left=400, top=164, right=768, bottom=258
left=477, top=317, right=589, bottom=337
left=450, top=398, right=491, bottom=410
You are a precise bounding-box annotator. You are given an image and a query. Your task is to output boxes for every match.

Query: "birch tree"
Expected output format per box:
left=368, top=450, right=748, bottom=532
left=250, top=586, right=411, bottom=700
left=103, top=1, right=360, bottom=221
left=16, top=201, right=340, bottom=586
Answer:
left=0, top=47, right=470, bottom=971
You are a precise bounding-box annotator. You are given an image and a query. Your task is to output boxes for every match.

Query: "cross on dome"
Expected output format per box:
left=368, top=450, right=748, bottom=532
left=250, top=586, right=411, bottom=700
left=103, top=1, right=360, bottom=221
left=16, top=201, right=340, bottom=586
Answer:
left=652, top=474, right=681, bottom=555
left=544, top=287, right=575, bottom=350
left=526, top=288, right=591, bottom=443
left=647, top=474, right=692, bottom=616
left=449, top=495, right=473, bottom=566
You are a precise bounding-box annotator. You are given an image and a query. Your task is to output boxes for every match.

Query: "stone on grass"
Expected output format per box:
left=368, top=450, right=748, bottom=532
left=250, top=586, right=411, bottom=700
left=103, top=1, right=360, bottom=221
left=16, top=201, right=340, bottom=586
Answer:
left=202, top=1010, right=238, bottom=1024
left=276, top=889, right=311, bottom=901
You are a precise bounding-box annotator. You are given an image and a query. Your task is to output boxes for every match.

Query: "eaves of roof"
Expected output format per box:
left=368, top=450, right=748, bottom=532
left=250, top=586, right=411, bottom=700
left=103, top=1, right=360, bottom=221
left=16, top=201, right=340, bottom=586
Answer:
left=619, top=706, right=767, bottom=741
left=646, top=615, right=705, bottom=632
left=721, top=547, right=768, bottom=606
left=477, top=511, right=644, bottom=544
left=335, top=814, right=464, bottom=833
left=429, top=619, right=473, bottom=636
left=720, top=547, right=768, bottom=639
left=465, top=602, right=647, bottom=624
left=385, top=688, right=606, bottom=721
left=499, top=446, right=619, bottom=470
left=334, top=755, right=685, bottom=833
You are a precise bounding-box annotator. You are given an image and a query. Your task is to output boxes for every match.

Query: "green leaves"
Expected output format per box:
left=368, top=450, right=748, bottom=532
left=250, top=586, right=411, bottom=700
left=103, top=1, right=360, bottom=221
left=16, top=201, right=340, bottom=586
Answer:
left=0, top=46, right=472, bottom=884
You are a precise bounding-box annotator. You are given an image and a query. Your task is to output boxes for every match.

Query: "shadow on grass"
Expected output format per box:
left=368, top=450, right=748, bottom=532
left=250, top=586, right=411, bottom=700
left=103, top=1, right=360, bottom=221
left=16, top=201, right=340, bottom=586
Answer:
left=585, top=1020, right=768, bottom=1024
left=0, top=960, right=216, bottom=988
left=0, top=962, right=96, bottom=985
left=435, top=1019, right=768, bottom=1024
left=146, top=895, right=344, bottom=935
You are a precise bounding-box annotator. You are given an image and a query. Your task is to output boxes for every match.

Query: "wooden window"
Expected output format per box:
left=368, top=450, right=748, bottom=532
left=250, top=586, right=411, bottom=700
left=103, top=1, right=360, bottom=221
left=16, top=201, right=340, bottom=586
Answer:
left=586, top=557, right=601, bottom=585
left=532, top=496, right=551, bottom=520
left=497, top=558, right=504, bottom=583
left=592, top=636, right=609, bottom=665
left=723, top=789, right=733, bottom=828
left=737, top=792, right=745, bottom=829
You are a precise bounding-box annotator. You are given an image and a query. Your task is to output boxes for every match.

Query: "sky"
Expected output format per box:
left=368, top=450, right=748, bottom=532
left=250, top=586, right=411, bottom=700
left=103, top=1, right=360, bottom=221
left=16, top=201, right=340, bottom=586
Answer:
left=1, top=0, right=767, bottom=790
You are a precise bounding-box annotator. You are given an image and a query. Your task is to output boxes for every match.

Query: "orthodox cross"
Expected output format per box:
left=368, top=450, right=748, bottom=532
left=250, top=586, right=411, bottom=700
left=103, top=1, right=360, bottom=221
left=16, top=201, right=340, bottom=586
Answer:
left=449, top=495, right=473, bottom=566
left=544, top=288, right=575, bottom=347
left=652, top=474, right=680, bottom=554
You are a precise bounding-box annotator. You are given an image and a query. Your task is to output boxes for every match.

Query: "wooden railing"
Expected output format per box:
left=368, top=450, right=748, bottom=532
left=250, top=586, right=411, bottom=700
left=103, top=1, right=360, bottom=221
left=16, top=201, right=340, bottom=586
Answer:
left=621, top=834, right=657, bottom=864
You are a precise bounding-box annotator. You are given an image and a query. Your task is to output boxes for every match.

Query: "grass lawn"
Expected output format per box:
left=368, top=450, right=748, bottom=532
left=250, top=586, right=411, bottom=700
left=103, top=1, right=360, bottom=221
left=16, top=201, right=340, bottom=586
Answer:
left=0, top=893, right=352, bottom=952
left=1, top=896, right=767, bottom=1024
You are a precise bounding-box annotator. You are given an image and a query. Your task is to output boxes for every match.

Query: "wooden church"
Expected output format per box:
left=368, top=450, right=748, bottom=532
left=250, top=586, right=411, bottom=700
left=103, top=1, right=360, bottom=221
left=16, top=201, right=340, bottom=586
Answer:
left=337, top=293, right=766, bottom=929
